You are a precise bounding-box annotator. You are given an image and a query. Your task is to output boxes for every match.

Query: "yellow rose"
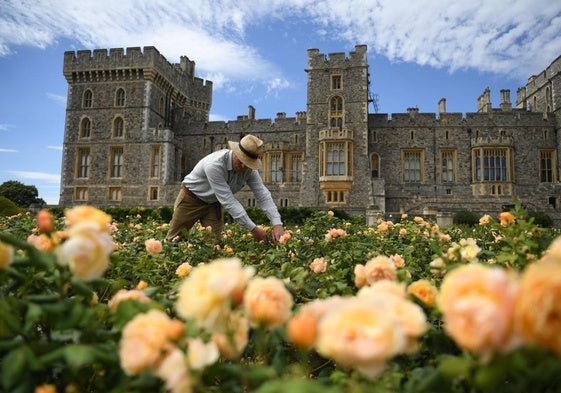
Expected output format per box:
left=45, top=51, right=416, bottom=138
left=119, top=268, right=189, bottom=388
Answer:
left=175, top=262, right=192, bottom=278
left=187, top=338, right=219, bottom=371
left=211, top=311, right=249, bottom=360
left=515, top=260, right=561, bottom=356
left=55, top=222, right=114, bottom=281
left=154, top=348, right=191, bottom=393
left=175, top=258, right=254, bottom=333
left=0, top=240, right=14, bottom=269
left=438, top=264, right=521, bottom=360
left=243, top=277, right=293, bottom=328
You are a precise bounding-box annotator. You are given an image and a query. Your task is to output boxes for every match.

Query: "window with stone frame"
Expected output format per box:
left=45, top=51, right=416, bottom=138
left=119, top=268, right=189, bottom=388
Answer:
left=75, top=187, right=88, bottom=201
left=108, top=187, right=122, bottom=201
left=76, top=148, right=90, bottom=178
left=539, top=149, right=555, bottom=183
left=80, top=117, right=91, bottom=138
left=113, top=117, right=124, bottom=138
left=331, top=75, right=342, bottom=90
left=371, top=154, right=380, bottom=178
left=115, top=88, right=126, bottom=107
left=326, top=142, right=346, bottom=176
left=269, top=153, right=283, bottom=183
left=110, top=147, right=124, bottom=178
left=402, top=149, right=423, bottom=182
left=329, top=96, right=343, bottom=131
left=83, top=89, right=93, bottom=108
left=473, top=148, right=512, bottom=182
left=149, top=186, right=159, bottom=201
left=150, top=145, right=161, bottom=178
left=440, top=149, right=456, bottom=183
left=290, top=154, right=302, bottom=182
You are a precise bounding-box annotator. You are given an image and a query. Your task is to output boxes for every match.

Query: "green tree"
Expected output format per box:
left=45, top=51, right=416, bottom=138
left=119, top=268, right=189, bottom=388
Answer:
left=0, top=195, right=21, bottom=216
left=0, top=180, right=44, bottom=208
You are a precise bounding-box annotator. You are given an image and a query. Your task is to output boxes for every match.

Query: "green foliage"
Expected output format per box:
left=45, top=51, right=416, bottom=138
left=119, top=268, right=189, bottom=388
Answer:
left=0, top=180, right=44, bottom=208
left=452, top=210, right=479, bottom=226
left=1, top=206, right=561, bottom=392
left=527, top=210, right=553, bottom=228
left=0, top=196, right=21, bottom=216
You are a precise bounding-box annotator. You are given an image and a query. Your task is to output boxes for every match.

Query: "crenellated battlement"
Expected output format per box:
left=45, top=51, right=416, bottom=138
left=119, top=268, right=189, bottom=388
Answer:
left=307, top=44, right=367, bottom=70
left=63, top=46, right=212, bottom=102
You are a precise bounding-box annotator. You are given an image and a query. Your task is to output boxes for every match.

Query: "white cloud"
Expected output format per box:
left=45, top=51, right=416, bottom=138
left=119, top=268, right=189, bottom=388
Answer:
left=47, top=145, right=63, bottom=150
left=0, top=124, right=11, bottom=131
left=0, top=148, right=18, bottom=152
left=46, top=92, right=67, bottom=107
left=7, top=171, right=60, bottom=183
left=1, top=0, right=560, bottom=84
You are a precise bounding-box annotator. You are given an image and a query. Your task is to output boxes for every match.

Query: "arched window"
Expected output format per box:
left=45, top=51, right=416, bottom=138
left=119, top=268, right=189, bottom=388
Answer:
left=80, top=117, right=91, bottom=138
left=83, top=89, right=93, bottom=108
left=115, top=88, right=126, bottom=107
left=113, top=117, right=124, bottom=137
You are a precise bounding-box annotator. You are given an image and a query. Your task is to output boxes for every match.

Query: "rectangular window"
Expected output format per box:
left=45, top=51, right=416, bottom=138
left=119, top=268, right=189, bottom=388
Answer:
left=326, top=143, right=345, bottom=176
left=440, top=150, right=456, bottom=182
left=110, top=147, right=124, bottom=178
left=403, top=150, right=423, bottom=182
left=77, top=148, right=90, bottom=178
left=149, top=186, right=158, bottom=201
left=108, top=187, right=122, bottom=201
left=474, top=148, right=510, bottom=182
left=331, top=75, right=342, bottom=90
left=150, top=146, right=161, bottom=178
left=290, top=154, right=302, bottom=182
left=270, top=153, right=282, bottom=183
left=75, top=187, right=88, bottom=201
left=540, top=150, right=554, bottom=183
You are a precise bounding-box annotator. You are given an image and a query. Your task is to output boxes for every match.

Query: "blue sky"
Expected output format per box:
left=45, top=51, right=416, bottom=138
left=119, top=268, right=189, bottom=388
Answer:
left=1, top=0, right=561, bottom=205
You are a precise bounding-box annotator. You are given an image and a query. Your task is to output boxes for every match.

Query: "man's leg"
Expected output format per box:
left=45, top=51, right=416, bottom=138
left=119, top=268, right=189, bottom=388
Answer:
left=200, top=203, right=223, bottom=243
left=166, top=189, right=208, bottom=241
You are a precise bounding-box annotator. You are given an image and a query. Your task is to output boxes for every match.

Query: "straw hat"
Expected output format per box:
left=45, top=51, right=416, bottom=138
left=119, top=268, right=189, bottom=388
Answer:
left=228, top=134, right=263, bottom=170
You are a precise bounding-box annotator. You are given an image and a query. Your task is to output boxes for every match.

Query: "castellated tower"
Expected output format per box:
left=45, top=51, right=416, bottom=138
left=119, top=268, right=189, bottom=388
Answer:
left=301, top=45, right=372, bottom=213
left=59, top=47, right=212, bottom=207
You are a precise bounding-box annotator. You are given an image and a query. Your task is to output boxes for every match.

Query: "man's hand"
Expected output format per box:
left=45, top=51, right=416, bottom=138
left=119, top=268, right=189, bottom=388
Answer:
left=271, top=224, right=284, bottom=243
left=251, top=226, right=268, bottom=243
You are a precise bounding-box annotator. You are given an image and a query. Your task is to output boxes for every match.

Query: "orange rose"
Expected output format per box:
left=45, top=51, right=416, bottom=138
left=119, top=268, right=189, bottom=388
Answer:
left=286, top=311, right=318, bottom=349
left=243, top=277, right=293, bottom=328
left=407, top=279, right=438, bottom=307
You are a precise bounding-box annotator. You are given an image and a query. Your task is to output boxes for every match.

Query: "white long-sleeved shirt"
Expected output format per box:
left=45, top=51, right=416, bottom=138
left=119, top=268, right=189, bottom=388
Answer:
left=182, top=149, right=282, bottom=231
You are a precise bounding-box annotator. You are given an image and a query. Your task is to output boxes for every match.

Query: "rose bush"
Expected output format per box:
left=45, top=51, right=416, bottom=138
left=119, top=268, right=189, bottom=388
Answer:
left=1, top=204, right=561, bottom=392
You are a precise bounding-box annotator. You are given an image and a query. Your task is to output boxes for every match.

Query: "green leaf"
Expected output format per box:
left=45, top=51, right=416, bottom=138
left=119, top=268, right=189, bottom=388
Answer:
left=245, top=365, right=278, bottom=389
left=63, top=344, right=97, bottom=370
left=437, top=355, right=472, bottom=380
left=1, top=346, right=28, bottom=390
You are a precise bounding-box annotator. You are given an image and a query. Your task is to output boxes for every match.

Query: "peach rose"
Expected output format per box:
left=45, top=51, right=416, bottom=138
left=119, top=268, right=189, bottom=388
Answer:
left=309, top=257, right=327, bottom=273
left=34, top=385, right=57, bottom=393
left=145, top=238, right=163, bottom=256
left=108, top=289, right=151, bottom=311
left=36, top=209, right=54, bottom=234
left=27, top=233, right=55, bottom=252
left=0, top=240, right=14, bottom=269
left=175, top=258, right=255, bottom=333
left=515, top=260, right=561, bottom=356
left=55, top=222, right=114, bottom=281
left=479, top=214, right=491, bottom=225
left=136, top=280, right=148, bottom=290
left=362, top=256, right=397, bottom=285
left=64, top=206, right=112, bottom=232
left=316, top=297, right=405, bottom=378
left=438, top=264, right=521, bottom=360
left=499, top=211, right=516, bottom=227
left=287, top=311, right=318, bottom=349
left=119, top=310, right=181, bottom=375
left=243, top=277, right=293, bottom=328
left=407, top=279, right=438, bottom=307
left=354, top=264, right=367, bottom=288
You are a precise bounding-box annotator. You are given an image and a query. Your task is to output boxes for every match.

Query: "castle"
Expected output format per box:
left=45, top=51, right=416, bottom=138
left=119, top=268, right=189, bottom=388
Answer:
left=59, top=45, right=561, bottom=225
